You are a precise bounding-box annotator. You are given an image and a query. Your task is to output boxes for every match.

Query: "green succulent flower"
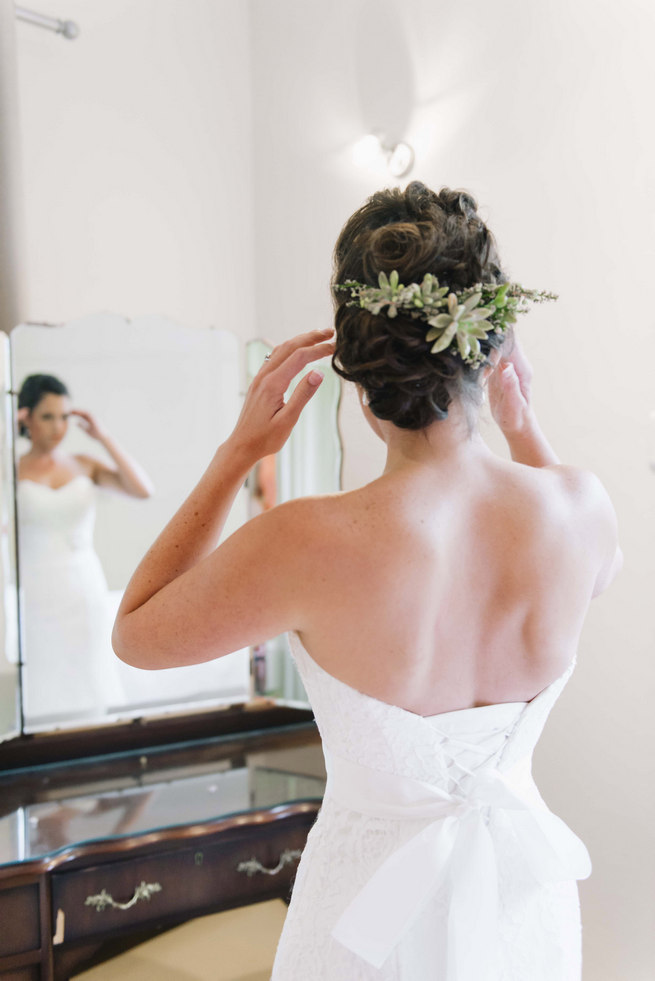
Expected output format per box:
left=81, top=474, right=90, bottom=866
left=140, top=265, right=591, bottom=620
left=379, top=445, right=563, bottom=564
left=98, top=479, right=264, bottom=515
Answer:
left=425, top=292, right=495, bottom=365
left=369, top=270, right=402, bottom=317
left=334, top=272, right=557, bottom=366
left=413, top=273, right=450, bottom=311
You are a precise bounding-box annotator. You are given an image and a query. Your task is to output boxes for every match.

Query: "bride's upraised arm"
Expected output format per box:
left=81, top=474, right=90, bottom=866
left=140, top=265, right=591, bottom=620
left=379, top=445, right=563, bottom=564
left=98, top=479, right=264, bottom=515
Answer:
left=111, top=327, right=335, bottom=670
left=487, top=339, right=622, bottom=596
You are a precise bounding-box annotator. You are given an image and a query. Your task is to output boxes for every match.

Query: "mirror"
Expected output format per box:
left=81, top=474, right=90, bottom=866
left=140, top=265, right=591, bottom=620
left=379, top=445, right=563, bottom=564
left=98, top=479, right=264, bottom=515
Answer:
left=5, top=317, right=342, bottom=737
left=11, top=314, right=252, bottom=733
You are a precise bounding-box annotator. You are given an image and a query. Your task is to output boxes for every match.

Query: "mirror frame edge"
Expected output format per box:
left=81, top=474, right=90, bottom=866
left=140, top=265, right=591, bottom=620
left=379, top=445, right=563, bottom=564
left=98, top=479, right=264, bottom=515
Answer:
left=0, top=330, right=21, bottom=744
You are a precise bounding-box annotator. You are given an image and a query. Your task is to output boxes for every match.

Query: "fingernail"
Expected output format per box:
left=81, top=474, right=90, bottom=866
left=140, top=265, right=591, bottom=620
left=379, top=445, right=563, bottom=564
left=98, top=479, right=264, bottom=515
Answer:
left=308, top=370, right=324, bottom=386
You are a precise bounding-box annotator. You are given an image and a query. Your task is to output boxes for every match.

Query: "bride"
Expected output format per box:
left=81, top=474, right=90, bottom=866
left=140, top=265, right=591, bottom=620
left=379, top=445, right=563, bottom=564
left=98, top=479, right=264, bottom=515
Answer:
left=17, top=373, right=153, bottom=722
left=113, top=182, right=621, bottom=979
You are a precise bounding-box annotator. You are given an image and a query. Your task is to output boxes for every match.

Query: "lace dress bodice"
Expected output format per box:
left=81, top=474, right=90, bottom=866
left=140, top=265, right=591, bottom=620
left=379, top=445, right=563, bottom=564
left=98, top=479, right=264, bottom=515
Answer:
left=17, top=475, right=113, bottom=721
left=271, top=631, right=590, bottom=981
left=18, top=474, right=98, bottom=561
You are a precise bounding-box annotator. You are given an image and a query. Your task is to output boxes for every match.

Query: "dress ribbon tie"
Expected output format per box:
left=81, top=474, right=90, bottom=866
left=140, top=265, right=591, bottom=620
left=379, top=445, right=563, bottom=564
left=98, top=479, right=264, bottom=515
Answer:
left=326, top=751, right=591, bottom=978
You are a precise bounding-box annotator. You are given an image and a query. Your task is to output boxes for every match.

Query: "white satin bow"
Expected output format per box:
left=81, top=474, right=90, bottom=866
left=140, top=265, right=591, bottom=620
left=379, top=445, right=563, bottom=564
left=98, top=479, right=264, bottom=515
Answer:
left=326, top=751, right=591, bottom=978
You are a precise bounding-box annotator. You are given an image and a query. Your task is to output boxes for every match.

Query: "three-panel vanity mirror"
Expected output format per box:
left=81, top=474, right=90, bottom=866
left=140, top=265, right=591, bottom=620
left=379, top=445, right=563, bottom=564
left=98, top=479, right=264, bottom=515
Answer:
left=0, top=316, right=341, bottom=743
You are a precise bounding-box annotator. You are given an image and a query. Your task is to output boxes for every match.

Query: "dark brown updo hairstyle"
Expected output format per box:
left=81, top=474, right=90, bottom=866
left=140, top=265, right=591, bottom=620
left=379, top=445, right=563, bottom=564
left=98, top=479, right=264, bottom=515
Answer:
left=331, top=181, right=509, bottom=430
left=17, top=374, right=70, bottom=438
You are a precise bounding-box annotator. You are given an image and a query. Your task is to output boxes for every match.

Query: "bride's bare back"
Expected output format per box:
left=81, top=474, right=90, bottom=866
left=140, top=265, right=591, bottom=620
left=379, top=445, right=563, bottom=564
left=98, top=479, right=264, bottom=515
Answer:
left=293, top=448, right=615, bottom=716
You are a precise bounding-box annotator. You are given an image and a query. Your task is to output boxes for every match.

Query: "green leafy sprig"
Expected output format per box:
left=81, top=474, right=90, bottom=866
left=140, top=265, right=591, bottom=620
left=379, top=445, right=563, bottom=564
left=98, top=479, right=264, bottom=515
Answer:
left=335, top=271, right=557, bottom=368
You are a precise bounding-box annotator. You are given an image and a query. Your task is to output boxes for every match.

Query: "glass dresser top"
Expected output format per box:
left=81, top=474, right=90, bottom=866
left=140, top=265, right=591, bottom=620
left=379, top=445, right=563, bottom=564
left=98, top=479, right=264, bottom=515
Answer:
left=0, top=726, right=326, bottom=867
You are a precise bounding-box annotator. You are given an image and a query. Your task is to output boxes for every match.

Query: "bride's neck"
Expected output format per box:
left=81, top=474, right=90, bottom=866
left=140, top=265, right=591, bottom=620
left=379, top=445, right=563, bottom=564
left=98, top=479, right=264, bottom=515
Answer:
left=379, top=403, right=489, bottom=476
left=23, top=446, right=59, bottom=461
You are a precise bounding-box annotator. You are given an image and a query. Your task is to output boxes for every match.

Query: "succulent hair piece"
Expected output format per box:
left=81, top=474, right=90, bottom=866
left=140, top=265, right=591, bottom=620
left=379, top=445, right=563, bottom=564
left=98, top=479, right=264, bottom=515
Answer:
left=335, top=271, right=557, bottom=368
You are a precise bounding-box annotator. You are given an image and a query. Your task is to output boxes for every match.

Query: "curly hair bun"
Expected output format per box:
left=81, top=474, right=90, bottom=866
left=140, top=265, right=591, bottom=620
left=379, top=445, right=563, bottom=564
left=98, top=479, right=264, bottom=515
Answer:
left=331, top=182, right=507, bottom=430
left=365, top=221, right=434, bottom=285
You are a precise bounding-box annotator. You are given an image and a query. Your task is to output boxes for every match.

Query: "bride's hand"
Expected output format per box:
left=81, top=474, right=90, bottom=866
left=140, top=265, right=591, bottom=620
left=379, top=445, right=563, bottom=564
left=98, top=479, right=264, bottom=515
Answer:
left=503, top=336, right=533, bottom=402
left=70, top=408, right=108, bottom=442
left=487, top=339, right=534, bottom=435
left=229, top=328, right=335, bottom=462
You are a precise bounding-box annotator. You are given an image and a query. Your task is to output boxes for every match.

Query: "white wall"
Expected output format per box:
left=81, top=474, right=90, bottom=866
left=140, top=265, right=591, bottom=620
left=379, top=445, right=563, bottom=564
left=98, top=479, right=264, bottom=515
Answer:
left=15, top=0, right=255, bottom=334
left=249, top=0, right=654, bottom=977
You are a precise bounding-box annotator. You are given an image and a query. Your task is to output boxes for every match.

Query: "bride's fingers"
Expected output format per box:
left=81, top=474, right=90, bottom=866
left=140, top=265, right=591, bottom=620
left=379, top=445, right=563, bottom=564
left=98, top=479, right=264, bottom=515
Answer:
left=267, top=337, right=335, bottom=395
left=261, top=328, right=334, bottom=374
left=487, top=360, right=508, bottom=402
left=499, top=362, right=524, bottom=399
left=490, top=360, right=529, bottom=429
left=489, top=360, right=516, bottom=403
left=503, top=340, right=533, bottom=401
left=277, top=369, right=325, bottom=429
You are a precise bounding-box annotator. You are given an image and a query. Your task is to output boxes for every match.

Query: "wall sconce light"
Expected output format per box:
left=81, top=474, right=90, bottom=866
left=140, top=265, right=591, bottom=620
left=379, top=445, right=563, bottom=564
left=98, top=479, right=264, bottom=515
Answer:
left=385, top=141, right=415, bottom=178
left=353, top=134, right=415, bottom=178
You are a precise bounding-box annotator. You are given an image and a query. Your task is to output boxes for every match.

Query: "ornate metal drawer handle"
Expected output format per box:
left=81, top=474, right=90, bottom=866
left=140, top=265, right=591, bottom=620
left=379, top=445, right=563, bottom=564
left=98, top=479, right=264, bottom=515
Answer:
left=85, top=881, right=162, bottom=912
left=237, top=848, right=302, bottom=877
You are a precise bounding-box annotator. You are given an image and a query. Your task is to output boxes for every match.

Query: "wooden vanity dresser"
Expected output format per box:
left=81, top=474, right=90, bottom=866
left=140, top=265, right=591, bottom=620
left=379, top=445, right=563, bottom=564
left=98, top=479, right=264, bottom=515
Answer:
left=0, top=706, right=325, bottom=980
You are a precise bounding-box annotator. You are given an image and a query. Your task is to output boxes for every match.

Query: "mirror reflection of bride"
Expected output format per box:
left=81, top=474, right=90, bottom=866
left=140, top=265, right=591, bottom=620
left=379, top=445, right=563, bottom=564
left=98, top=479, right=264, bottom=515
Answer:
left=15, top=373, right=154, bottom=723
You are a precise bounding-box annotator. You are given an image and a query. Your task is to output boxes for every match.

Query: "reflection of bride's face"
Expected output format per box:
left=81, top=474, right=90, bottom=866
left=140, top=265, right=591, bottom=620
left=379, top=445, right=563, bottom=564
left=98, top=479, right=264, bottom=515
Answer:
left=27, top=394, right=72, bottom=449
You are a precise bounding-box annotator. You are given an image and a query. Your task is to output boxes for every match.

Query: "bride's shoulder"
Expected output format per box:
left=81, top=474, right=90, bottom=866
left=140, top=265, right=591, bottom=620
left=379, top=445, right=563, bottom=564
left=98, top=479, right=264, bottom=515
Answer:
left=500, top=459, right=611, bottom=508
left=265, top=488, right=358, bottom=523
left=537, top=463, right=615, bottom=514
left=520, top=463, right=620, bottom=570
left=70, top=453, right=97, bottom=478
left=256, top=488, right=367, bottom=548
left=482, top=459, right=618, bottom=547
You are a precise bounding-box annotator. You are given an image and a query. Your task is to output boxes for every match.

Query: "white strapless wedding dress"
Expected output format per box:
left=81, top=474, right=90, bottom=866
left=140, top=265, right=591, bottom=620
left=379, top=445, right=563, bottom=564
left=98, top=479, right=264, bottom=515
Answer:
left=17, top=475, right=121, bottom=722
left=271, top=631, right=591, bottom=981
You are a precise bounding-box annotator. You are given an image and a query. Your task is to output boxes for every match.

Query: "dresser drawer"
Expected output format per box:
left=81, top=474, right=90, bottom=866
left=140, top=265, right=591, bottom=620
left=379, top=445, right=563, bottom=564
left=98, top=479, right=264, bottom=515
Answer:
left=0, top=968, right=41, bottom=981
left=0, top=883, right=41, bottom=958
left=51, top=819, right=310, bottom=944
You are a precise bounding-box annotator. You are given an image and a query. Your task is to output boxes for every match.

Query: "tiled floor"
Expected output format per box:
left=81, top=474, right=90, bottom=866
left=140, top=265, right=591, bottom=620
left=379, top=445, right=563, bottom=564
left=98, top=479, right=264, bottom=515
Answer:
left=77, top=900, right=287, bottom=980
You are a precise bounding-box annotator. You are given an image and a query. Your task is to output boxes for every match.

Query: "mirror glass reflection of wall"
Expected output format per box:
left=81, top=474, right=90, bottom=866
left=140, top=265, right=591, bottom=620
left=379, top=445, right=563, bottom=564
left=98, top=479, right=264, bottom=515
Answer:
left=12, top=314, right=251, bottom=732
left=245, top=340, right=342, bottom=704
